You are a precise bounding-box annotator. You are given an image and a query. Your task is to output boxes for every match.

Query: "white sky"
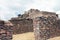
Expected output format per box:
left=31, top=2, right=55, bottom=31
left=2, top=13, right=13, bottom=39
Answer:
left=0, top=0, right=60, bottom=20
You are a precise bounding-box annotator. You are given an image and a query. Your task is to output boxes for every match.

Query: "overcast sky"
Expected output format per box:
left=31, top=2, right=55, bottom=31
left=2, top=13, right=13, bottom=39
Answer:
left=0, top=0, right=60, bottom=20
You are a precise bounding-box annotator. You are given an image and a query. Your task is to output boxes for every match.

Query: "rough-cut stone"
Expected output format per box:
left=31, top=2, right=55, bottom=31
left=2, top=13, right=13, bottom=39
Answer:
left=0, top=9, right=60, bottom=40
left=9, top=9, right=60, bottom=40
left=10, top=19, right=33, bottom=34
left=33, top=16, right=58, bottom=40
left=25, top=9, right=58, bottom=19
left=9, top=9, right=58, bottom=34
left=0, top=21, right=13, bottom=40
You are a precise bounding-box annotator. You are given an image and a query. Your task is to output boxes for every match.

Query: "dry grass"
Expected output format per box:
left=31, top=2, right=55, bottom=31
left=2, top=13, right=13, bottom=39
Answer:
left=13, top=32, right=60, bottom=40
left=13, top=32, right=35, bottom=40
left=48, top=37, right=60, bottom=40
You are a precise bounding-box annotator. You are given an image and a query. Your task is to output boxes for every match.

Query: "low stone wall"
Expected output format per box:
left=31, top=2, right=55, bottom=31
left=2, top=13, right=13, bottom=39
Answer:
left=33, top=16, right=59, bottom=40
left=0, top=21, right=13, bottom=40
left=10, top=19, right=33, bottom=34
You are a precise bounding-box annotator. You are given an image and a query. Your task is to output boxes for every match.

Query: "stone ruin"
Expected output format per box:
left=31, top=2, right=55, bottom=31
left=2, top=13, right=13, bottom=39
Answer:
left=9, top=9, right=58, bottom=35
left=0, top=20, right=13, bottom=40
left=9, top=9, right=60, bottom=40
left=10, top=18, right=33, bottom=34
left=31, top=9, right=60, bottom=40
left=33, top=16, right=58, bottom=40
left=0, top=9, right=60, bottom=40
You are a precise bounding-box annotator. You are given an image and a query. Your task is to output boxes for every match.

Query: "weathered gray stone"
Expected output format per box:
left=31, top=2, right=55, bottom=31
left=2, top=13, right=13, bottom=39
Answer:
left=0, top=21, right=13, bottom=40
left=33, top=16, right=57, bottom=40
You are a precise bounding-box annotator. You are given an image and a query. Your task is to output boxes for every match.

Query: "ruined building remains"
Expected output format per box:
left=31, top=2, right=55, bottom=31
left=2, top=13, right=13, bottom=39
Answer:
left=10, top=18, right=33, bottom=34
left=33, top=16, right=58, bottom=40
left=9, top=9, right=58, bottom=34
left=0, top=20, right=13, bottom=40
left=9, top=9, right=60, bottom=40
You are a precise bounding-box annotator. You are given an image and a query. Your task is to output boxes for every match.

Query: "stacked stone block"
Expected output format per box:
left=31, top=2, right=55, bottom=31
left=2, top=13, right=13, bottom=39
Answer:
left=33, top=16, right=57, bottom=40
left=10, top=19, right=33, bottom=34
left=0, top=21, right=13, bottom=40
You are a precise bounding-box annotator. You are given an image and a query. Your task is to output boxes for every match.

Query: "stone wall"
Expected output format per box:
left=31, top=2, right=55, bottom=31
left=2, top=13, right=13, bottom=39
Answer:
left=9, top=9, right=59, bottom=35
left=0, top=21, right=13, bottom=40
left=10, top=19, right=33, bottom=34
left=33, top=16, right=60, bottom=40
left=25, top=9, right=58, bottom=19
left=8, top=9, right=60, bottom=40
